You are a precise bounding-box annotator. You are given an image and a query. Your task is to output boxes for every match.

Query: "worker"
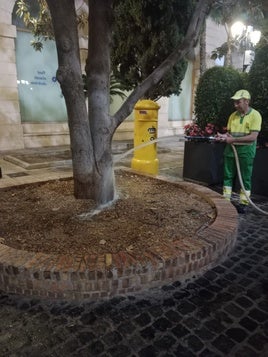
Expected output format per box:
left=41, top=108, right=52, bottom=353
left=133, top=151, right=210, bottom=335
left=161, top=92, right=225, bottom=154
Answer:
left=216, top=89, right=262, bottom=214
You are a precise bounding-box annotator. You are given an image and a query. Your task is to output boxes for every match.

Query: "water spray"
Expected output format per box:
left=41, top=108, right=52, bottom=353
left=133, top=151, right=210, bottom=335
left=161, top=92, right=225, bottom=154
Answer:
left=113, top=135, right=184, bottom=163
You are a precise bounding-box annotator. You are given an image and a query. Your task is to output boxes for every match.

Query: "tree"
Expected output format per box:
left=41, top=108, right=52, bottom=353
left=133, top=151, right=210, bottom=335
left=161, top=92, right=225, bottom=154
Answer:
left=210, top=0, right=264, bottom=66
left=111, top=0, right=194, bottom=100
left=18, top=0, right=214, bottom=206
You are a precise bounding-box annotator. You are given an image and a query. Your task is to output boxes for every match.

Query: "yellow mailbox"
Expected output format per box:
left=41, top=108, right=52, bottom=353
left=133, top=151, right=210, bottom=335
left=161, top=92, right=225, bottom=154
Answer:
left=131, top=99, right=160, bottom=175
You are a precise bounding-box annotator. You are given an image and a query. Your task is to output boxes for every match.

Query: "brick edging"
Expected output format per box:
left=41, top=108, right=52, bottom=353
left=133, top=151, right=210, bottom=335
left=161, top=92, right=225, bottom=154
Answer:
left=0, top=177, right=238, bottom=301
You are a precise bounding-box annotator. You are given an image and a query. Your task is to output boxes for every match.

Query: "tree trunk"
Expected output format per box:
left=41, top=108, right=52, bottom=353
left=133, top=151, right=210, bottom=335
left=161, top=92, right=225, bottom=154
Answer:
left=46, top=0, right=94, bottom=199
left=200, top=24, right=207, bottom=76
left=87, top=0, right=115, bottom=204
left=224, top=23, right=232, bottom=67
left=47, top=0, right=214, bottom=206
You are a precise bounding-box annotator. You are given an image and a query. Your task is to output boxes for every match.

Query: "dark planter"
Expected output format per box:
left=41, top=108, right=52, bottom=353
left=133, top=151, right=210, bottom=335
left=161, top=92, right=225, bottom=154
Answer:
left=183, top=141, right=268, bottom=197
left=251, top=148, right=268, bottom=197
left=183, top=141, right=225, bottom=186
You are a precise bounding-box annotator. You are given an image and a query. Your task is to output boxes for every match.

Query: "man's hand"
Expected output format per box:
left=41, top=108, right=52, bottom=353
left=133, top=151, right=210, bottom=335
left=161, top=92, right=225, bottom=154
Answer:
left=215, top=131, right=259, bottom=144
left=215, top=132, right=229, bottom=142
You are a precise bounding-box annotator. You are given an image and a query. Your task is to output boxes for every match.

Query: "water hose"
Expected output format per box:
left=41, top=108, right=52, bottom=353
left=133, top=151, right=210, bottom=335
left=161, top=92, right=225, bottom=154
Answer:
left=231, top=143, right=268, bottom=215
left=184, top=136, right=268, bottom=215
left=115, top=135, right=268, bottom=215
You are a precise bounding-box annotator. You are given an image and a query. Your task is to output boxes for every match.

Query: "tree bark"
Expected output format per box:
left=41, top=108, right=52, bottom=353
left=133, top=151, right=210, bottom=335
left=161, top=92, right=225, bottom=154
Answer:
left=224, top=23, right=232, bottom=67
left=200, top=24, right=207, bottom=76
left=46, top=0, right=94, bottom=199
left=87, top=0, right=115, bottom=204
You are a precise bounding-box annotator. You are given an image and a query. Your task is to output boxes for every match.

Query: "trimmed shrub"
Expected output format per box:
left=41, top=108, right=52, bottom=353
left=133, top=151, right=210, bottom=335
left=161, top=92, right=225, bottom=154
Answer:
left=194, top=66, right=244, bottom=131
left=249, top=44, right=268, bottom=145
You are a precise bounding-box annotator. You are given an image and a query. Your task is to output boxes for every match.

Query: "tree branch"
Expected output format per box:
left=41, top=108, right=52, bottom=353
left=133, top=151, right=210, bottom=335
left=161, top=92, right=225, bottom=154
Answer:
left=112, top=0, right=215, bottom=130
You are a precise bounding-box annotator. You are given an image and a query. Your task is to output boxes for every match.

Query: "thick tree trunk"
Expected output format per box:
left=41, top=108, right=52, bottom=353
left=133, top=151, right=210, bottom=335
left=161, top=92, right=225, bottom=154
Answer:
left=47, top=0, right=214, bottom=206
left=46, top=0, right=94, bottom=199
left=47, top=0, right=116, bottom=205
left=87, top=0, right=115, bottom=205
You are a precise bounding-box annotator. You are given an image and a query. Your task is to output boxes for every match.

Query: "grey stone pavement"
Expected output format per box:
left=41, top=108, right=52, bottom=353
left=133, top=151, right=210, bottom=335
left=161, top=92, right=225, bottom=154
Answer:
left=0, top=139, right=268, bottom=356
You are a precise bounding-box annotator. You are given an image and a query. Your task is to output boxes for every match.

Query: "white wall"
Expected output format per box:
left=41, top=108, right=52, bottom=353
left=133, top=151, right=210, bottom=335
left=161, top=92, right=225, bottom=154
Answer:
left=206, top=18, right=228, bottom=69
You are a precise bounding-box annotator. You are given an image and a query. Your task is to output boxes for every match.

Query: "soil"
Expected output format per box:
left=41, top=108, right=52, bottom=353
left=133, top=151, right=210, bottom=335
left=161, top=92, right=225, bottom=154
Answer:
left=0, top=170, right=216, bottom=256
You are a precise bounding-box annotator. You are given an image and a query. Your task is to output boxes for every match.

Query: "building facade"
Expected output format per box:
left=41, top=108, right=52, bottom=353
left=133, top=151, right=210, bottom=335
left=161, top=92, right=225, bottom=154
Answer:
left=0, top=0, right=24, bottom=150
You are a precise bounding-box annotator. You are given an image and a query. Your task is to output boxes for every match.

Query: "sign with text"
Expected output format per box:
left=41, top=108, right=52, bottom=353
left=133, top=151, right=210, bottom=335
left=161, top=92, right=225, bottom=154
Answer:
left=16, top=31, right=67, bottom=123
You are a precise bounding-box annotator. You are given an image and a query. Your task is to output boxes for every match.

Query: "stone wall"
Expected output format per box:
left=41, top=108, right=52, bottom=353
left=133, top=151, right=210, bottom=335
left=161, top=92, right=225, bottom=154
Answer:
left=0, top=0, right=24, bottom=150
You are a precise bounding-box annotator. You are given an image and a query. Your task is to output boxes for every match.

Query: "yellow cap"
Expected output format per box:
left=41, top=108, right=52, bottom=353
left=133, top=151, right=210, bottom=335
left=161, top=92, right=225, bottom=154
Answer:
left=231, top=89, right=251, bottom=100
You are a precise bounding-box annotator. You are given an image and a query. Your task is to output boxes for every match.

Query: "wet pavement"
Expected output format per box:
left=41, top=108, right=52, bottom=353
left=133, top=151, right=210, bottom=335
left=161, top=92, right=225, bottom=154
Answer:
left=0, top=141, right=268, bottom=356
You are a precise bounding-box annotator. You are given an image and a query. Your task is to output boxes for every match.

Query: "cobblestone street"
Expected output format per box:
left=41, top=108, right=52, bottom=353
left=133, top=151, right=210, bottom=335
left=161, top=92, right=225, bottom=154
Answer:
left=0, top=201, right=268, bottom=356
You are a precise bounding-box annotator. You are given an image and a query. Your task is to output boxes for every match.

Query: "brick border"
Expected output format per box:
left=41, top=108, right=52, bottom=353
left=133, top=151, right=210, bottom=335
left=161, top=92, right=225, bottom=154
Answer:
left=0, top=175, right=238, bottom=300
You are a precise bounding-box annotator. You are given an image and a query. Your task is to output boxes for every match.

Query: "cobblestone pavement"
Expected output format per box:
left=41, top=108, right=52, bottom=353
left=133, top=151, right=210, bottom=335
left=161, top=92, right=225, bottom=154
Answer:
left=0, top=199, right=268, bottom=356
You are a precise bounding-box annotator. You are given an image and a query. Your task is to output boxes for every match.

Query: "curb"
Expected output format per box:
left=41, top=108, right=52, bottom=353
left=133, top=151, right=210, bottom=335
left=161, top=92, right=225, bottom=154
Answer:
left=3, top=154, right=72, bottom=170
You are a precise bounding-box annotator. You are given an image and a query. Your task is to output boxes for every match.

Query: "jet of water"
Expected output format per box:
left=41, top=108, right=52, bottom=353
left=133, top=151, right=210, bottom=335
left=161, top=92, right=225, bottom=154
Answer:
left=113, top=135, right=184, bottom=163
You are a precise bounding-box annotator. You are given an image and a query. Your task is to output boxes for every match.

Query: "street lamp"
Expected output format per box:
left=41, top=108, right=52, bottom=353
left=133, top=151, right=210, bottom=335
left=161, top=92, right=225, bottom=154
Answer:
left=231, top=21, right=261, bottom=72
left=249, top=29, right=261, bottom=46
left=231, top=22, right=261, bottom=45
left=231, top=21, right=246, bottom=39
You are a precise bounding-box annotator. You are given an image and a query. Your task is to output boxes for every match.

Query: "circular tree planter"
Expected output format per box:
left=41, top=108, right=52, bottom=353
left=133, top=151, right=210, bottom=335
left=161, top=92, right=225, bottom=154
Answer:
left=0, top=177, right=238, bottom=301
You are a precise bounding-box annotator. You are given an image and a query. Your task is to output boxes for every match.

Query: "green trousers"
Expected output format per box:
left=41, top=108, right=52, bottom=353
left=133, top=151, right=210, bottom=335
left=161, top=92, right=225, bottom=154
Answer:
left=223, top=155, right=254, bottom=204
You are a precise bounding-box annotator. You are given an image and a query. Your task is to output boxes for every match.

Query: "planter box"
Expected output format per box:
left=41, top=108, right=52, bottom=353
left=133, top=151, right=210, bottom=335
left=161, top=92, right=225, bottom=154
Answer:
left=183, top=140, right=268, bottom=197
left=252, top=148, right=268, bottom=197
left=183, top=141, right=225, bottom=186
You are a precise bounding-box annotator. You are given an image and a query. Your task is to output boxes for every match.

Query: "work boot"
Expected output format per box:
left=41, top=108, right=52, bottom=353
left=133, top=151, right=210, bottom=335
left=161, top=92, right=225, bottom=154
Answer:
left=240, top=189, right=251, bottom=205
left=236, top=204, right=248, bottom=214
left=223, top=186, right=232, bottom=201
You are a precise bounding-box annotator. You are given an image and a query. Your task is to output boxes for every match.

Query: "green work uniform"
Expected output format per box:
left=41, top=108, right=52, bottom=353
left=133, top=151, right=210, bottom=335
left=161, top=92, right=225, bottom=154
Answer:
left=223, top=108, right=262, bottom=204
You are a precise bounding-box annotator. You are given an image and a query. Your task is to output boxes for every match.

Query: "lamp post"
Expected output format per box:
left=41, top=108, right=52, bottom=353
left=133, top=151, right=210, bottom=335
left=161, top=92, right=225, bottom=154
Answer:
left=231, top=21, right=261, bottom=72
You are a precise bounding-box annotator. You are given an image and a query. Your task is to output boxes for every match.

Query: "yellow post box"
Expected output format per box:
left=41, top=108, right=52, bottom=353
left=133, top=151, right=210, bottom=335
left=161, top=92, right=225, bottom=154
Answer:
left=131, top=99, right=160, bottom=175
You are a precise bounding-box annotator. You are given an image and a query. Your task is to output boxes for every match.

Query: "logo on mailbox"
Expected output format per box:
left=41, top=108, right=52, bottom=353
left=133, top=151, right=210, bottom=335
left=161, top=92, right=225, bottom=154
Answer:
left=148, top=127, right=156, bottom=134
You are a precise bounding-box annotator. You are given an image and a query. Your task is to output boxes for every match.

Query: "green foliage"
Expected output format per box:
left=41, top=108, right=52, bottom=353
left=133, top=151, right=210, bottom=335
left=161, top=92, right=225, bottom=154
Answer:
left=111, top=0, right=195, bottom=100
left=109, top=75, right=127, bottom=102
left=194, top=66, right=244, bottom=130
left=82, top=74, right=126, bottom=103
left=211, top=42, right=229, bottom=61
left=15, top=0, right=54, bottom=51
left=210, top=0, right=241, bottom=26
left=248, top=44, right=268, bottom=142
left=257, top=17, right=268, bottom=45
left=210, top=0, right=264, bottom=27
left=15, top=0, right=87, bottom=51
